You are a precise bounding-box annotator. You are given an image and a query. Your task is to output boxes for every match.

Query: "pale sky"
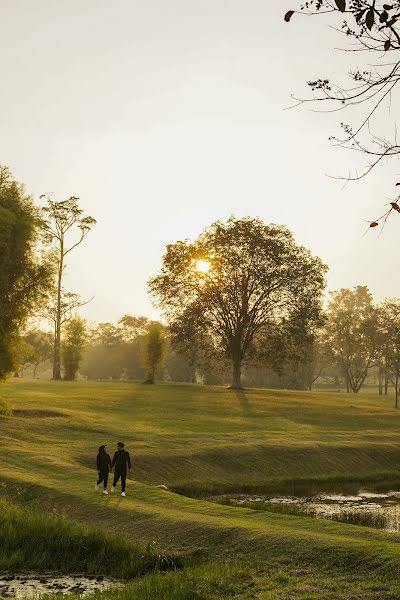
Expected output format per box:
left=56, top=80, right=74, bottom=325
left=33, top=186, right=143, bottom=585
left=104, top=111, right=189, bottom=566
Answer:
left=2, top=1, right=399, bottom=323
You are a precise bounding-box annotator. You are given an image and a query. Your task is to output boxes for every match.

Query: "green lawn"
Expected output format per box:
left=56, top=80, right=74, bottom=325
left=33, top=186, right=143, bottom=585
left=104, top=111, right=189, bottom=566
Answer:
left=2, top=380, right=400, bottom=599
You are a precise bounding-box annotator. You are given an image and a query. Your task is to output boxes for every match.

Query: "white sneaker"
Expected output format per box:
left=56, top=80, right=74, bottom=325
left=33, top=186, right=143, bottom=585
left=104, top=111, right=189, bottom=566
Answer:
left=111, top=486, right=115, bottom=492
left=102, top=490, right=108, bottom=495
left=95, top=484, right=99, bottom=491
left=121, top=492, right=126, bottom=497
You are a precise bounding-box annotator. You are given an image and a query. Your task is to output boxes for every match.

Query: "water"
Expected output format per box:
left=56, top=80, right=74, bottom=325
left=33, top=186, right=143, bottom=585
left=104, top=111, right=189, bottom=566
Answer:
left=0, top=574, right=120, bottom=598
left=219, top=490, right=400, bottom=531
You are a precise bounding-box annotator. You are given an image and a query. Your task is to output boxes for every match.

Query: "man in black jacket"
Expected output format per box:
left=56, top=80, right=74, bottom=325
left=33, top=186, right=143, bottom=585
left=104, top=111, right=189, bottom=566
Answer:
left=110, top=442, right=131, bottom=497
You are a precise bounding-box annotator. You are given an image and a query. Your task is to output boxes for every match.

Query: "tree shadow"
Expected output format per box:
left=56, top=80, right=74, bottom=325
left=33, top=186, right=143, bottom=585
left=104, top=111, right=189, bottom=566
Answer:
left=234, top=389, right=253, bottom=416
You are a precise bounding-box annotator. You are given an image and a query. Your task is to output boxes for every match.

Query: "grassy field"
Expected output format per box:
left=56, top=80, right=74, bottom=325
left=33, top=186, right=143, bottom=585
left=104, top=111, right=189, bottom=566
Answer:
left=3, top=380, right=400, bottom=598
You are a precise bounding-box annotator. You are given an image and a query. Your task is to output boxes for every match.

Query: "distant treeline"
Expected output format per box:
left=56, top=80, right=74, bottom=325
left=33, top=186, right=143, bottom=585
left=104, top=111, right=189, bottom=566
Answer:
left=17, top=285, right=400, bottom=400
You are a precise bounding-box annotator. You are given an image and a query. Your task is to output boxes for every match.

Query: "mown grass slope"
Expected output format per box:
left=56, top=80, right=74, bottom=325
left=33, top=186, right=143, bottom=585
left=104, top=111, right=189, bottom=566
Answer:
left=2, top=380, right=400, bottom=598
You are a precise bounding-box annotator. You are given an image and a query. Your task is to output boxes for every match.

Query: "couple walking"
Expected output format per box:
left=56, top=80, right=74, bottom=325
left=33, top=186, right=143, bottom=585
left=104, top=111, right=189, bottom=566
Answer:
left=95, top=442, right=131, bottom=497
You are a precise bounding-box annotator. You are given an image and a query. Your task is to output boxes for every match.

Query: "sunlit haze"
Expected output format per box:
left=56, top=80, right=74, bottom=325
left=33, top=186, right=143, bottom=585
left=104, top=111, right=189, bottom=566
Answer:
left=2, top=1, right=398, bottom=324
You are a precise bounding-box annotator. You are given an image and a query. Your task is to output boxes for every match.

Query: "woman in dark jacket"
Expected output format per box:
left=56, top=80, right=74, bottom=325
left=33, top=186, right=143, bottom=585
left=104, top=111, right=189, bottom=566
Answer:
left=95, top=445, right=112, bottom=494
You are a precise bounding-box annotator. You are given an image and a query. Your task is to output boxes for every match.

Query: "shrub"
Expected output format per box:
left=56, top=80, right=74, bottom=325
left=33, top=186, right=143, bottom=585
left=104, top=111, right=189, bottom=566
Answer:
left=0, top=397, right=12, bottom=417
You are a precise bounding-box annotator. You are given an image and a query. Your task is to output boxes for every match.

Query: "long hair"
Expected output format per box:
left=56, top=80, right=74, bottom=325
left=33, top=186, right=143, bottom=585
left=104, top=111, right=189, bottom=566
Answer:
left=98, top=445, right=107, bottom=454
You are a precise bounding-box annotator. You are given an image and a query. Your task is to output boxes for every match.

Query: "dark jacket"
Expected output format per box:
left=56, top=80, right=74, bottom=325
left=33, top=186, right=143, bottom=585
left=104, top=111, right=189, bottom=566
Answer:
left=111, top=449, right=131, bottom=473
left=97, top=452, right=112, bottom=473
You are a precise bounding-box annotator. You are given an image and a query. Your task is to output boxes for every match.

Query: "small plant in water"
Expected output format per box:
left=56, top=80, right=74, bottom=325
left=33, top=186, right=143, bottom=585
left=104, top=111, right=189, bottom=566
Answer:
left=216, top=498, right=317, bottom=518
left=330, top=510, right=387, bottom=530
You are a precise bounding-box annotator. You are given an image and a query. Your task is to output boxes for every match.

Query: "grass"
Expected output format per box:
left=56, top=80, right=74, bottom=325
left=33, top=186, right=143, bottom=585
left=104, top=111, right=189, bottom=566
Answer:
left=0, top=498, right=178, bottom=578
left=3, top=380, right=400, bottom=597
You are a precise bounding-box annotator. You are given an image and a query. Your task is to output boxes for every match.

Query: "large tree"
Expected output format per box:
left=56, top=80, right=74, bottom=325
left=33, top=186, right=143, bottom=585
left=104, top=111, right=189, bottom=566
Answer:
left=285, top=1, right=400, bottom=227
left=0, top=167, right=50, bottom=380
left=323, top=286, right=377, bottom=393
left=149, top=217, right=327, bottom=389
left=41, top=196, right=95, bottom=380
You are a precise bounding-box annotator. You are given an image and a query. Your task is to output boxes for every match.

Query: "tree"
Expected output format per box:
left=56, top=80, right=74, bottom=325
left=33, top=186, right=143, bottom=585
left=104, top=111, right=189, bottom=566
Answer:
left=378, top=300, right=400, bottom=407
left=0, top=167, right=50, bottom=380
left=143, top=323, right=167, bottom=384
left=24, top=329, right=53, bottom=378
left=149, top=217, right=327, bottom=389
left=285, top=1, right=400, bottom=228
left=62, top=317, right=87, bottom=381
left=323, top=286, right=377, bottom=393
left=41, top=196, right=95, bottom=380
left=13, top=338, right=35, bottom=377
left=262, top=315, right=327, bottom=390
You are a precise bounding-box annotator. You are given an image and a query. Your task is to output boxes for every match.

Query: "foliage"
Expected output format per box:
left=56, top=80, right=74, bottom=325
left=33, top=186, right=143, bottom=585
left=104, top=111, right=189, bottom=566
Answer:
left=0, top=397, right=12, bottom=417
left=23, top=329, right=53, bottom=377
left=62, top=317, right=87, bottom=381
left=322, top=286, right=377, bottom=393
left=143, top=323, right=167, bottom=384
left=40, top=195, right=95, bottom=380
left=0, top=167, right=51, bottom=380
left=149, top=217, right=327, bottom=389
left=285, top=1, right=400, bottom=227
left=377, top=299, right=400, bottom=407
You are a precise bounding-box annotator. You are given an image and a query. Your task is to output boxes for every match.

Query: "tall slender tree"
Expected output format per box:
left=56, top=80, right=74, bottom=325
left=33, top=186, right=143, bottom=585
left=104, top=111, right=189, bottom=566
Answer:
left=143, top=323, right=167, bottom=384
left=41, top=196, right=95, bottom=380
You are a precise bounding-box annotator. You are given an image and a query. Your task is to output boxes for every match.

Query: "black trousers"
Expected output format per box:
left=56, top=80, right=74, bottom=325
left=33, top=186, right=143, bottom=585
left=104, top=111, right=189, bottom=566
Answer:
left=97, top=471, right=109, bottom=488
left=112, top=471, right=127, bottom=492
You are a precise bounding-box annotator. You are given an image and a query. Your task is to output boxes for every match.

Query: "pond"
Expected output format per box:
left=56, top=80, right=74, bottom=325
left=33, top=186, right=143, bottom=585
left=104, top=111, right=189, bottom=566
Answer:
left=213, top=490, right=400, bottom=531
left=0, top=574, right=121, bottom=598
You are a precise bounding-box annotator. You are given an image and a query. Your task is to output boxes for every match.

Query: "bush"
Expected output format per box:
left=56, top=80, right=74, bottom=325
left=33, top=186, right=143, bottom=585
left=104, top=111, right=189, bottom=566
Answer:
left=0, top=397, right=12, bottom=417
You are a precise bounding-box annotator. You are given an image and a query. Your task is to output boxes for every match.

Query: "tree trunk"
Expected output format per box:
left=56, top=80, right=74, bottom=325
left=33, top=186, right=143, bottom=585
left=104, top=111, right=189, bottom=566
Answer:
left=53, top=245, right=63, bottom=380
left=396, top=375, right=399, bottom=409
left=33, top=363, right=38, bottom=379
left=385, top=375, right=389, bottom=396
left=143, top=367, right=155, bottom=384
left=378, top=369, right=383, bottom=395
left=230, top=357, right=242, bottom=389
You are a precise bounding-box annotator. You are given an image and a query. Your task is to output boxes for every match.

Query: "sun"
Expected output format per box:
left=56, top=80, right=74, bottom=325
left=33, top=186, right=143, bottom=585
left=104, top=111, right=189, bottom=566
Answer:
left=196, top=259, right=211, bottom=274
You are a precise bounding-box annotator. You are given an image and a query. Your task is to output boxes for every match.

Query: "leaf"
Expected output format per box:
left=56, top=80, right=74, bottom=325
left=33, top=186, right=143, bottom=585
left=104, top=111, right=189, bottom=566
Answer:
left=356, top=9, right=367, bottom=22
left=383, top=4, right=393, bottom=9
left=335, top=0, right=346, bottom=11
left=384, top=39, right=391, bottom=50
left=380, top=10, right=389, bottom=22
left=390, top=202, right=400, bottom=212
left=366, top=9, right=375, bottom=30
left=396, top=182, right=400, bottom=186
left=284, top=10, right=295, bottom=22
left=370, top=222, right=379, bottom=228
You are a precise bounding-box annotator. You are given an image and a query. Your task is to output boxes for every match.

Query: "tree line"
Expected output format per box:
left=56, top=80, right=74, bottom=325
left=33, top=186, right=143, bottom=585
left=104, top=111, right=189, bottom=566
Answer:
left=14, top=285, right=400, bottom=404
left=2, top=166, right=400, bottom=402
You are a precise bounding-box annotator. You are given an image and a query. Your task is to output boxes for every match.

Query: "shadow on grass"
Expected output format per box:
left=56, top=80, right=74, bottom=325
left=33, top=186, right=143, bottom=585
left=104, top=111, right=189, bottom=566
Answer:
left=234, top=389, right=254, bottom=416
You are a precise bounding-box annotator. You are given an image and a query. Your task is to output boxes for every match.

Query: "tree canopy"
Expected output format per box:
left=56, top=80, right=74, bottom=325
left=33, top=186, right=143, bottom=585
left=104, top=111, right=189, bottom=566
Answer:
left=0, top=167, right=50, bottom=380
left=149, top=217, right=327, bottom=388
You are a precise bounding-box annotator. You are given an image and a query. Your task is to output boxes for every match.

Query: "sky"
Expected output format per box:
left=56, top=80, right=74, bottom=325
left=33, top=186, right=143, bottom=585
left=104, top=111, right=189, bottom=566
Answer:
left=1, top=1, right=399, bottom=323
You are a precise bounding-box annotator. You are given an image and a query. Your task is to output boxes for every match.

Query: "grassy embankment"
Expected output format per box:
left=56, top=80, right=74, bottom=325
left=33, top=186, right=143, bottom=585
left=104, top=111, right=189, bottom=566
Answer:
left=2, top=380, right=400, bottom=598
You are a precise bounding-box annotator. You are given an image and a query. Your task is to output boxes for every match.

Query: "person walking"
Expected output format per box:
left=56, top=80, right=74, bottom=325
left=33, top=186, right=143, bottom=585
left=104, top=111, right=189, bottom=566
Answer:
left=95, top=444, right=112, bottom=495
left=111, top=442, right=131, bottom=497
